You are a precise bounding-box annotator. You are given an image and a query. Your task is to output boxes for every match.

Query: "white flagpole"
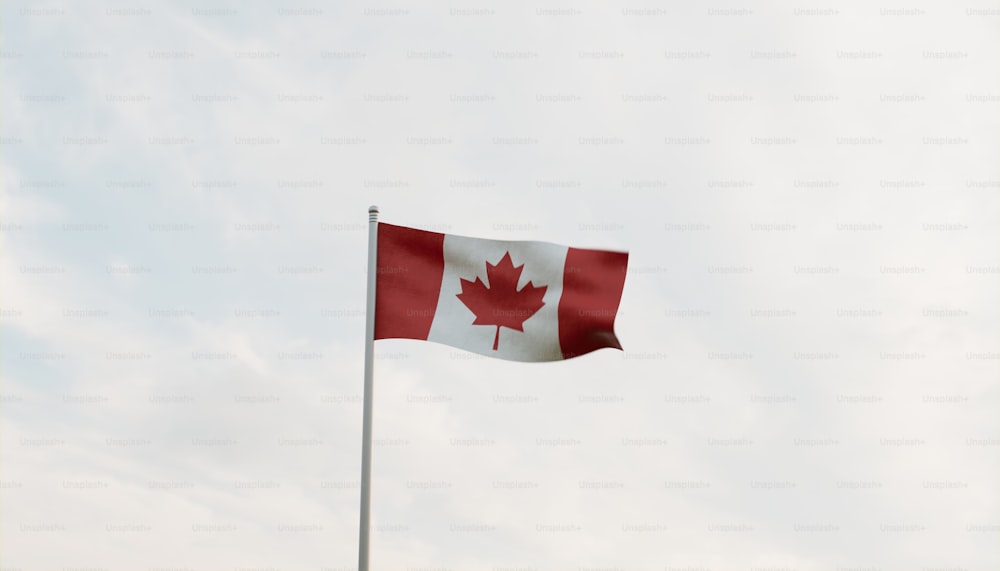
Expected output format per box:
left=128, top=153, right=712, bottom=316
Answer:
left=358, top=205, right=379, bottom=571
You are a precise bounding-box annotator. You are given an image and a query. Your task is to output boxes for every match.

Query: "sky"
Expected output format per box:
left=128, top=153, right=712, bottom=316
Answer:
left=1, top=1, right=998, bottom=570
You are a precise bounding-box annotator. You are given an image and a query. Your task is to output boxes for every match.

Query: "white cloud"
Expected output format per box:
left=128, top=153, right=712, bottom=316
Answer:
left=1, top=1, right=998, bottom=569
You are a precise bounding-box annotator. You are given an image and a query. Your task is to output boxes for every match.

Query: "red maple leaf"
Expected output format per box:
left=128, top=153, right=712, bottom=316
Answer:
left=456, top=251, right=548, bottom=351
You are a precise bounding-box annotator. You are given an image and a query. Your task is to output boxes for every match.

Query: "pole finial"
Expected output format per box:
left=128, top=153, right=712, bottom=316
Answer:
left=368, top=205, right=379, bottom=222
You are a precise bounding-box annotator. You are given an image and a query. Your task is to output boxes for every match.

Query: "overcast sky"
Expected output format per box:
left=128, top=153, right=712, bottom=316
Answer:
left=1, top=1, right=998, bottom=570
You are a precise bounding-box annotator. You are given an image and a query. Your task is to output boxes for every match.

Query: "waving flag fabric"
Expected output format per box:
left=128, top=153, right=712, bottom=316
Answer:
left=374, top=222, right=628, bottom=362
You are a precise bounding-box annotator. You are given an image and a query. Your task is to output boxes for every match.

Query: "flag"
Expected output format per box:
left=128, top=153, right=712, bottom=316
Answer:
left=374, top=222, right=628, bottom=361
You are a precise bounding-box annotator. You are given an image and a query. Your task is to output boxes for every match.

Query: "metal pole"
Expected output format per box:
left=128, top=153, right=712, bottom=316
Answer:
left=358, top=205, right=379, bottom=571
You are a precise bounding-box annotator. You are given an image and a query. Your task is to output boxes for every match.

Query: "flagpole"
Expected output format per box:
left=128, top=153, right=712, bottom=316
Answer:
left=358, top=205, right=379, bottom=571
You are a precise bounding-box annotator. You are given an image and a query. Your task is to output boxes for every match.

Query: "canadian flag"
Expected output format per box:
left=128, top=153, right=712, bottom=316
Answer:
left=374, top=222, right=628, bottom=361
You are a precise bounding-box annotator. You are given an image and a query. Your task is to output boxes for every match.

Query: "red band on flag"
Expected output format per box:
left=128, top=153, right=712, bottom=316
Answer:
left=557, top=248, right=628, bottom=359
left=374, top=223, right=445, bottom=341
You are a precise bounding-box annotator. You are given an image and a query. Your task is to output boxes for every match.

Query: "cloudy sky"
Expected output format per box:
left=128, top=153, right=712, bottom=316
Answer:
left=1, top=1, right=998, bottom=570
